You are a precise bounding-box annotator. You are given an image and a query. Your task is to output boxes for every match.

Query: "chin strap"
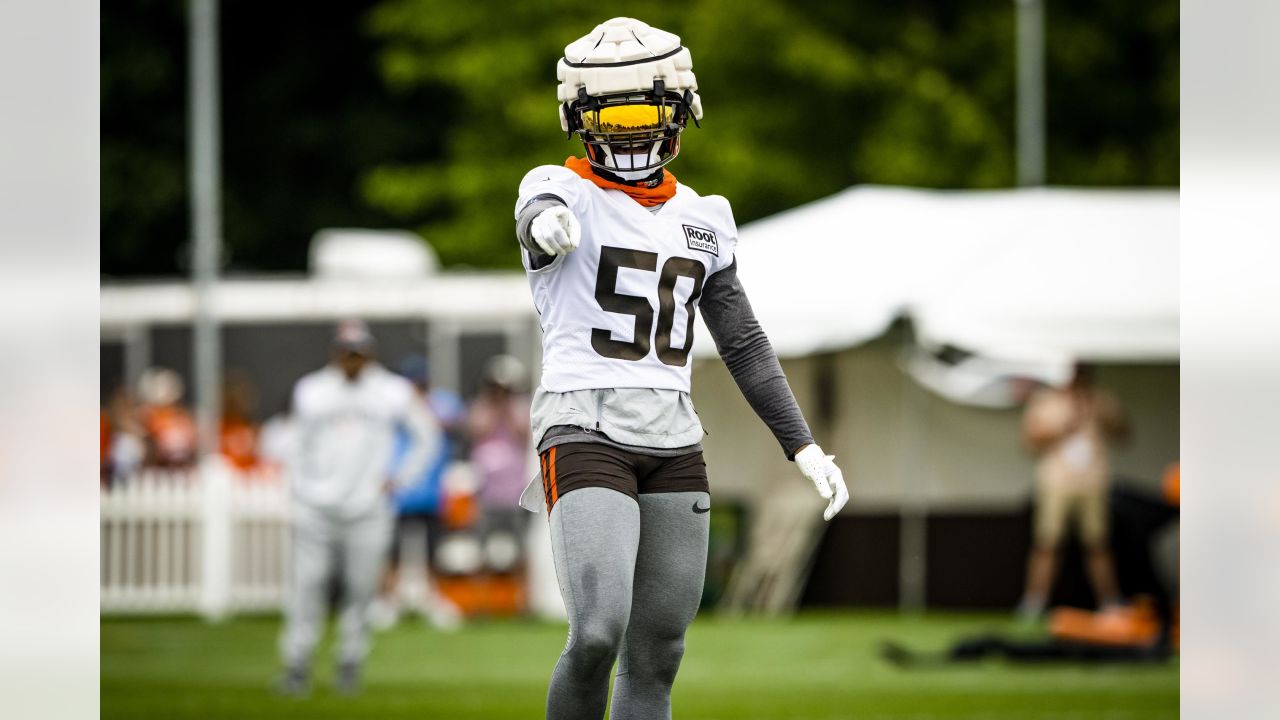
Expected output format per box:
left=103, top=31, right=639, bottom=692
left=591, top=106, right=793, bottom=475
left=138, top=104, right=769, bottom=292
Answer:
left=593, top=165, right=664, bottom=186
left=564, top=156, right=677, bottom=207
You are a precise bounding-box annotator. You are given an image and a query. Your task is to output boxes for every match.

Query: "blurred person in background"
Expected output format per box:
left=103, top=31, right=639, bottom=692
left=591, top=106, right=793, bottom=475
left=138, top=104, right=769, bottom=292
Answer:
left=466, top=355, right=533, bottom=600
left=100, top=409, right=110, bottom=485
left=135, top=366, right=197, bottom=469
left=1018, top=364, right=1129, bottom=621
left=406, top=354, right=469, bottom=448
left=219, top=370, right=260, bottom=472
left=277, top=319, right=435, bottom=696
left=370, top=354, right=466, bottom=630
left=101, top=384, right=145, bottom=486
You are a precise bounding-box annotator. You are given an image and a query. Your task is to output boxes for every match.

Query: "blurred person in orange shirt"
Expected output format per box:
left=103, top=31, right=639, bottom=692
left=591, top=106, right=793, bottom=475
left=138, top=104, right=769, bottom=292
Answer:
left=101, top=385, right=146, bottom=486
left=136, top=367, right=198, bottom=469
left=100, top=410, right=110, bottom=483
left=220, top=371, right=260, bottom=472
left=1018, top=364, right=1129, bottom=620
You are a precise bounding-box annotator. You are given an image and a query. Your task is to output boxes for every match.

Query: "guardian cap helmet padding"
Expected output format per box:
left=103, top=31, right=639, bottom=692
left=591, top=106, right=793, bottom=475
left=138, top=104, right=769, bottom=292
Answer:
left=557, top=18, right=703, bottom=177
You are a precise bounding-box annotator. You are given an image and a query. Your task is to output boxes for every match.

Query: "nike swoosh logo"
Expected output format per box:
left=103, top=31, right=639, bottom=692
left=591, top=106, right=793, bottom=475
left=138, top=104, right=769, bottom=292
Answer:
left=692, top=502, right=710, bottom=514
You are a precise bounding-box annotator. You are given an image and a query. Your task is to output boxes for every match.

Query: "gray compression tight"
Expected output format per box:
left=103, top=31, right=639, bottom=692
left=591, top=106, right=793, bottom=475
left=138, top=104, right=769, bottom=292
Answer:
left=546, top=487, right=710, bottom=720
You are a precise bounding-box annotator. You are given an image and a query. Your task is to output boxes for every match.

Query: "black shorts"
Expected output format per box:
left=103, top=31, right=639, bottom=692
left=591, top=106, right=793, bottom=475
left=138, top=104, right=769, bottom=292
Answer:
left=537, top=442, right=708, bottom=511
left=387, top=512, right=443, bottom=566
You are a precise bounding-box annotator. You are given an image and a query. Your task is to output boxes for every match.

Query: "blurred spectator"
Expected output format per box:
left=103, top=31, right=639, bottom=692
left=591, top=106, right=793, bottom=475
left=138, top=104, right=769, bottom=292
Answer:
left=1162, top=462, right=1179, bottom=507
left=1018, top=364, right=1129, bottom=620
left=136, top=367, right=197, bottom=469
left=220, top=371, right=261, bottom=471
left=466, top=356, right=532, bottom=583
left=101, top=385, right=145, bottom=486
left=370, top=355, right=466, bottom=630
left=277, top=319, right=435, bottom=696
left=401, top=354, right=468, bottom=450
left=100, top=410, right=110, bottom=483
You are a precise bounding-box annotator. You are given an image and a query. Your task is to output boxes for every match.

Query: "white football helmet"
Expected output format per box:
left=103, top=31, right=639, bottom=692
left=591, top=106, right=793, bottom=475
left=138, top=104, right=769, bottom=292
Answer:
left=557, top=17, right=704, bottom=179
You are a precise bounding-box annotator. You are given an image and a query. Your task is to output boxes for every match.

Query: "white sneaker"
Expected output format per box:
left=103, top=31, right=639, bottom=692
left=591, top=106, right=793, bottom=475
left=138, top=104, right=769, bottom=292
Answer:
left=424, top=594, right=463, bottom=632
left=367, top=598, right=401, bottom=631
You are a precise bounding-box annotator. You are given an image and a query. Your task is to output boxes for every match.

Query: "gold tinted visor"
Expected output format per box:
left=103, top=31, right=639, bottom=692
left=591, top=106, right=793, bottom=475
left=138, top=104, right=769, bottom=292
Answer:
left=579, top=104, right=674, bottom=134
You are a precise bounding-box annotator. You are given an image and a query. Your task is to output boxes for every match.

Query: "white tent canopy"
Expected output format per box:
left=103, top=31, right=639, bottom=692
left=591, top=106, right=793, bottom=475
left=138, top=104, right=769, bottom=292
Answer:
left=102, top=186, right=1178, bottom=383
left=99, top=273, right=533, bottom=327
left=697, top=185, right=1178, bottom=370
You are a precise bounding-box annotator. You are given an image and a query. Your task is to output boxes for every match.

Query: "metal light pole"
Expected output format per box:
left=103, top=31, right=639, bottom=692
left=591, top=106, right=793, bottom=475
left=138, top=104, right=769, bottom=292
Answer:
left=189, top=0, right=221, bottom=458
left=1016, top=0, right=1046, bottom=186
left=189, top=0, right=234, bottom=621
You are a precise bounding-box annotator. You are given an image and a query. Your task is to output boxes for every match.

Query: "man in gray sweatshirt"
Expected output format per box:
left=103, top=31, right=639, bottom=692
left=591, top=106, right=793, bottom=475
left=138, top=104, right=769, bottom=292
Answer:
left=277, top=319, right=434, bottom=695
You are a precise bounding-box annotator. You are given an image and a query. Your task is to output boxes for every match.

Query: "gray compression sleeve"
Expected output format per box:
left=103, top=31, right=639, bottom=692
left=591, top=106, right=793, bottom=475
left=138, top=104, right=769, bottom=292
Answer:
left=515, top=194, right=565, bottom=267
left=700, top=259, right=815, bottom=459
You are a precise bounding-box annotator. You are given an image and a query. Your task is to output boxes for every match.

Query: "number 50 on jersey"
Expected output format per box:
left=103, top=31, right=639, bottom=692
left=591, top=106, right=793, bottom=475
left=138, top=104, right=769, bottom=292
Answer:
left=592, top=245, right=706, bottom=367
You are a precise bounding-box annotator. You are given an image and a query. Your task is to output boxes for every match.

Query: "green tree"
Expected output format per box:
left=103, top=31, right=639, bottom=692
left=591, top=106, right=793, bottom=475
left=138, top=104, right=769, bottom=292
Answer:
left=101, top=0, right=189, bottom=276
left=363, top=1, right=1026, bottom=268
left=366, top=0, right=1183, bottom=269
left=102, top=1, right=1177, bottom=276
left=101, top=0, right=452, bottom=277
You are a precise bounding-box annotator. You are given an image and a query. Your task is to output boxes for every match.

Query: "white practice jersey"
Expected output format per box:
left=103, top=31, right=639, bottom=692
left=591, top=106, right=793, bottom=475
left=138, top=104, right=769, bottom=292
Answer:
left=516, top=165, right=737, bottom=393
left=289, top=363, right=433, bottom=519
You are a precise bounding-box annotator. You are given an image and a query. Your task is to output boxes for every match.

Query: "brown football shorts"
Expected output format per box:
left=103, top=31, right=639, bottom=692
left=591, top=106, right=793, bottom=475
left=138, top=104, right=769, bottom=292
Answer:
left=537, top=442, right=709, bottom=511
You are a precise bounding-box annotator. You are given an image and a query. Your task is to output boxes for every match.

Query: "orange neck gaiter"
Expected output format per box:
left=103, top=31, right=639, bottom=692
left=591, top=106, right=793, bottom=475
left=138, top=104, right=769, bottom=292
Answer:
left=564, top=156, right=677, bottom=207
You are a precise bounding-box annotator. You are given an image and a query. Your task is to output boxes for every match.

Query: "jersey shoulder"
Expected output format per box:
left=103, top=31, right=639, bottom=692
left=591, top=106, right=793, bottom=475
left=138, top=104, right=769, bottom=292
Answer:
left=517, top=165, right=593, bottom=216
left=519, top=164, right=580, bottom=189
left=672, top=183, right=739, bottom=258
left=674, top=184, right=736, bottom=228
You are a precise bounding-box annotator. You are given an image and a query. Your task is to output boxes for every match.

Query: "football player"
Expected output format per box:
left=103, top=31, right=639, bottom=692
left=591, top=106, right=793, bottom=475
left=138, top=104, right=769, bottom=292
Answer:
left=513, top=18, right=849, bottom=720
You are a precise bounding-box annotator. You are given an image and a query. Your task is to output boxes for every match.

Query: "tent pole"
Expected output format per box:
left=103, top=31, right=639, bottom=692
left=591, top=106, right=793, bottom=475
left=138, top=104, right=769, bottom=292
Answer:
left=898, top=330, right=928, bottom=614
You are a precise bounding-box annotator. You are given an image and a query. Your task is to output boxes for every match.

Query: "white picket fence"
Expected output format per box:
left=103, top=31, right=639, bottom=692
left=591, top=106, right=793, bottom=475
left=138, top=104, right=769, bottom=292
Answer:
left=100, top=460, right=291, bottom=616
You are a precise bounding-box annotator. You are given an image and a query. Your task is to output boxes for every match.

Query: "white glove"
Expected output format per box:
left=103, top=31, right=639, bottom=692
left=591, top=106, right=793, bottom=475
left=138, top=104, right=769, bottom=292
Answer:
left=529, top=205, right=581, bottom=256
left=795, top=444, right=849, bottom=521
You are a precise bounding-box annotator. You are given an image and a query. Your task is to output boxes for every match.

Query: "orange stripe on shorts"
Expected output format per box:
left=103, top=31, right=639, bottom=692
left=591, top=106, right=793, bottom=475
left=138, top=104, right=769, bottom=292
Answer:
left=549, top=446, right=559, bottom=507
left=540, top=452, right=550, bottom=512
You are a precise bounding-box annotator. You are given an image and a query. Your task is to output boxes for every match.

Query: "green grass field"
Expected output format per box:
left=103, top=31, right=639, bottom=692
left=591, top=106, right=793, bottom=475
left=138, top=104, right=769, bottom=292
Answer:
left=102, top=612, right=1177, bottom=719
